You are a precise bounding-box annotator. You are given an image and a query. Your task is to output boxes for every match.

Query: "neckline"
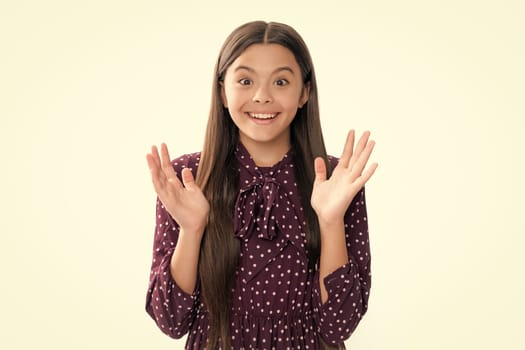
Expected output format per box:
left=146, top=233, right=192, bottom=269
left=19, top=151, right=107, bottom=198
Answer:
left=235, top=142, right=293, bottom=175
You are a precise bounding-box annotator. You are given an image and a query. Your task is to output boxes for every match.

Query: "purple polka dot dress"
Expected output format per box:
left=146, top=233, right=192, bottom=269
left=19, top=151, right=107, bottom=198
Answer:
left=146, top=143, right=371, bottom=349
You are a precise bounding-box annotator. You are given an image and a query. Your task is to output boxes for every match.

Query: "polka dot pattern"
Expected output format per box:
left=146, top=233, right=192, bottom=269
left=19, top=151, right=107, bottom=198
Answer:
left=145, top=145, right=372, bottom=349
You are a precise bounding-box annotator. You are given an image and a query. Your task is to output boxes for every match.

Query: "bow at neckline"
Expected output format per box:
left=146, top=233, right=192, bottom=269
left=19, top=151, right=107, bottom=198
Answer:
left=233, top=143, right=301, bottom=242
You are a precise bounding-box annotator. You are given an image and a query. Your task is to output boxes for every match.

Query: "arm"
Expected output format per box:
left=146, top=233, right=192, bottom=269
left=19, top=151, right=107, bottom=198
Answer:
left=145, top=199, right=201, bottom=338
left=318, top=219, right=347, bottom=304
left=145, top=146, right=209, bottom=338
left=315, top=189, right=371, bottom=345
left=311, top=130, right=377, bottom=345
left=170, top=226, right=203, bottom=295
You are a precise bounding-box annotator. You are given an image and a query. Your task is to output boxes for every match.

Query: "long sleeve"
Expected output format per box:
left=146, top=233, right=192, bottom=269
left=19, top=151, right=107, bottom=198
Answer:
left=145, top=153, right=202, bottom=339
left=314, top=188, right=372, bottom=346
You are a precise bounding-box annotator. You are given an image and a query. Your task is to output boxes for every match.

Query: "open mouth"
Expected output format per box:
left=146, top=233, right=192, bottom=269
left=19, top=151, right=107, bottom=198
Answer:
left=248, top=112, right=278, bottom=120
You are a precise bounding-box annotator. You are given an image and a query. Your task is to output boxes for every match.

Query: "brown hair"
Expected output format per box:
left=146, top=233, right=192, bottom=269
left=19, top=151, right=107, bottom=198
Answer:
left=195, top=21, right=332, bottom=349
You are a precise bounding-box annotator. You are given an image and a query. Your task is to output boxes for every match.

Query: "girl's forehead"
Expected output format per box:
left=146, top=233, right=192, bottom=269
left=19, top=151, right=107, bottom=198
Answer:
left=228, top=44, right=300, bottom=74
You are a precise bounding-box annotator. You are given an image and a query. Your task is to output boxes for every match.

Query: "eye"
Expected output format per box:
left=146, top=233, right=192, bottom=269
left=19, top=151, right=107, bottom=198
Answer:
left=274, top=79, right=289, bottom=86
left=238, top=78, right=252, bottom=86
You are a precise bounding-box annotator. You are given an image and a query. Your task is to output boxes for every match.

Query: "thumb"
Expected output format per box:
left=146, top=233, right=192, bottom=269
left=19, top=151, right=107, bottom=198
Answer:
left=314, top=157, right=327, bottom=184
left=181, top=168, right=197, bottom=189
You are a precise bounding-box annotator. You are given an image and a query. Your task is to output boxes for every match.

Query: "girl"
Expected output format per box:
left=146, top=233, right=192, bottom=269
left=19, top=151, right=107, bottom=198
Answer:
left=145, top=21, right=377, bottom=349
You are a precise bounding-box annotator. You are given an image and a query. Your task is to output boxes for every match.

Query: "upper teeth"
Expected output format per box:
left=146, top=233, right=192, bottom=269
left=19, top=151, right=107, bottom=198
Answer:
left=250, top=113, right=276, bottom=119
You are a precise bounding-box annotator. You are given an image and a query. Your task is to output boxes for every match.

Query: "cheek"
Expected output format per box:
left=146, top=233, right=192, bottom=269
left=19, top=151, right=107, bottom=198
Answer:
left=280, top=90, right=303, bottom=109
left=224, top=88, right=247, bottom=109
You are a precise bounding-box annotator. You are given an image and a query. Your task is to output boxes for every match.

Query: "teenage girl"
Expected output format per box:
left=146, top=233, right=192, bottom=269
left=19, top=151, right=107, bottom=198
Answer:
left=145, top=21, right=378, bottom=349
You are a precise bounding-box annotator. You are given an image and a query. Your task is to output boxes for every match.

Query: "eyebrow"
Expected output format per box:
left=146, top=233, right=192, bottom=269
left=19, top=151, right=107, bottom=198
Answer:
left=233, top=65, right=296, bottom=75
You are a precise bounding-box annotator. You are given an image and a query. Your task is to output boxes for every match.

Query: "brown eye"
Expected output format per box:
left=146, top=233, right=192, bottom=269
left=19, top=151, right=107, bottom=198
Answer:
left=239, top=78, right=252, bottom=86
left=275, top=79, right=289, bottom=86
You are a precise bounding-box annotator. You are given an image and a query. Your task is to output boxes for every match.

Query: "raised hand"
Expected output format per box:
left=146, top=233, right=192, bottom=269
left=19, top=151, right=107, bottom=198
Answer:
left=146, top=143, right=210, bottom=235
left=311, top=130, right=378, bottom=225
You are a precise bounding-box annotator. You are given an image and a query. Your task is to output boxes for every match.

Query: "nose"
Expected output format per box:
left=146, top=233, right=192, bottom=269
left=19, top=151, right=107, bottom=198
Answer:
left=252, top=86, right=273, bottom=104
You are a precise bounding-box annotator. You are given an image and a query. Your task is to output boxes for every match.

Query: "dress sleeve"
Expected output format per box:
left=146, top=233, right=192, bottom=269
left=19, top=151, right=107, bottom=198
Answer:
left=314, top=188, right=371, bottom=346
left=145, top=155, right=201, bottom=339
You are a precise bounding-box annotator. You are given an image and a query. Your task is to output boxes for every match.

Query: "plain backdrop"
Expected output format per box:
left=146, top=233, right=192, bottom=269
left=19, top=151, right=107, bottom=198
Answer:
left=1, top=0, right=524, bottom=349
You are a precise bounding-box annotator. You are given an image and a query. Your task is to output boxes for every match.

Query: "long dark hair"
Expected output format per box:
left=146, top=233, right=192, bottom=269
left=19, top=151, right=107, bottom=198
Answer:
left=195, top=21, right=332, bottom=349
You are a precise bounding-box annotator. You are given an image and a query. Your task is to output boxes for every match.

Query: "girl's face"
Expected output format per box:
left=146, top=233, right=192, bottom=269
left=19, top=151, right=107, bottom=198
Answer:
left=221, top=44, right=309, bottom=156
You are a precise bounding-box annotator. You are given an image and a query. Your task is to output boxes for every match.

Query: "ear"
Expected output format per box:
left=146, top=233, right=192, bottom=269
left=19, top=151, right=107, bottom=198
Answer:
left=299, top=81, right=310, bottom=108
left=219, top=81, right=228, bottom=108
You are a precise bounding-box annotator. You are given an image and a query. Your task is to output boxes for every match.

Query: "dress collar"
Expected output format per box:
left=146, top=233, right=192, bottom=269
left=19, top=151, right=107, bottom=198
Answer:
left=234, top=142, right=292, bottom=176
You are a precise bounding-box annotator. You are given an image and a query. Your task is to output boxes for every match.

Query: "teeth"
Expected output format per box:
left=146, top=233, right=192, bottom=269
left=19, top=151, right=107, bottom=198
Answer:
left=250, top=113, right=277, bottom=120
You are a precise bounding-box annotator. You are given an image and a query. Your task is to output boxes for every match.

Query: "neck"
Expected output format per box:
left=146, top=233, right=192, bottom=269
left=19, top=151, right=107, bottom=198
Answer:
left=240, top=138, right=290, bottom=167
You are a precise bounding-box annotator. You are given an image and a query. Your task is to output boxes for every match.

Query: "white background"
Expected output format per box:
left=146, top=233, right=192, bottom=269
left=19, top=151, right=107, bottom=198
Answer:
left=1, top=0, right=524, bottom=349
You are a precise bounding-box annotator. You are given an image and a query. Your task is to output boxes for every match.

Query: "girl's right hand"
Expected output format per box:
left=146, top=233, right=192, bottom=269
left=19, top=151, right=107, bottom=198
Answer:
left=146, top=143, right=210, bottom=235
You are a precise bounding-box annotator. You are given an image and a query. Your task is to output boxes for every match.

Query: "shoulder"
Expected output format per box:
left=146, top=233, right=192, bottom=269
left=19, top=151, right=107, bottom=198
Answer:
left=170, top=152, right=201, bottom=176
left=327, top=154, right=339, bottom=169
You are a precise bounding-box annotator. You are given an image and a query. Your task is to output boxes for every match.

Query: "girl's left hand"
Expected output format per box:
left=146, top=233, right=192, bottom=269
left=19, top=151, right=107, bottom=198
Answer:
left=311, top=130, right=378, bottom=225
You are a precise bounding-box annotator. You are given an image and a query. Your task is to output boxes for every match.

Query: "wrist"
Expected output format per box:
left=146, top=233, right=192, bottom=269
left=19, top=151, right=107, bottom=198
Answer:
left=317, top=216, right=345, bottom=232
left=179, top=226, right=206, bottom=244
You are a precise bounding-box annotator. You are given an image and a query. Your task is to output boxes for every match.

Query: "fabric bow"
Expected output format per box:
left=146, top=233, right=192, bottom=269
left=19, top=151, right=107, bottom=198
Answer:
left=232, top=143, right=301, bottom=243
left=234, top=174, right=281, bottom=240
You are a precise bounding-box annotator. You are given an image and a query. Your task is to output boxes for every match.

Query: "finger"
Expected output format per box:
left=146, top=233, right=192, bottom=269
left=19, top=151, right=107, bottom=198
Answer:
left=348, top=131, right=371, bottom=170
left=149, top=145, right=168, bottom=186
left=146, top=153, right=166, bottom=193
left=357, top=162, right=378, bottom=186
left=350, top=140, right=376, bottom=178
left=147, top=146, right=165, bottom=182
left=147, top=145, right=163, bottom=171
left=149, top=145, right=161, bottom=169
left=146, top=153, right=160, bottom=176
left=160, top=143, right=171, bottom=169
left=159, top=143, right=174, bottom=175
left=160, top=143, right=183, bottom=189
left=181, top=167, right=197, bottom=189
left=313, top=157, right=327, bottom=184
left=339, top=130, right=355, bottom=168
